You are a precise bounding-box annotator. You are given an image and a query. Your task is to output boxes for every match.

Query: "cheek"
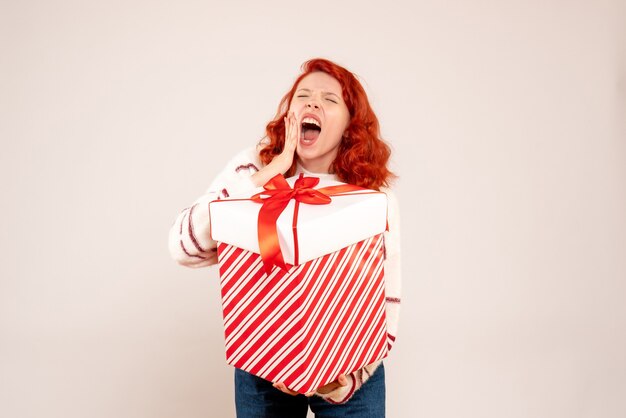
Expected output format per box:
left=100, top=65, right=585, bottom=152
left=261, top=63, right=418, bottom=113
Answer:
left=328, top=114, right=349, bottom=134
left=340, top=111, right=350, bottom=129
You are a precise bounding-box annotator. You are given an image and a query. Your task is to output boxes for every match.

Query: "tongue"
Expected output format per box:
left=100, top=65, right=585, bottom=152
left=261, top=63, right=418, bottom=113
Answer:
left=303, top=128, right=320, bottom=141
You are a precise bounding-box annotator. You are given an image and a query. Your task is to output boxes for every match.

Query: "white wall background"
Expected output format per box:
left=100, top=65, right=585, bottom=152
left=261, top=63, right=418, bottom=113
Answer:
left=1, top=0, right=625, bottom=417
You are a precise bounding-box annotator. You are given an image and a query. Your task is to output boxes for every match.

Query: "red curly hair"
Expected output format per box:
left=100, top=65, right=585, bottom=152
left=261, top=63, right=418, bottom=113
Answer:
left=258, top=58, right=395, bottom=190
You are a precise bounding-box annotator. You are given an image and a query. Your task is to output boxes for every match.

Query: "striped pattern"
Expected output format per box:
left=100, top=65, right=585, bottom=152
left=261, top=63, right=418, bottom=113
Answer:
left=217, top=233, right=389, bottom=394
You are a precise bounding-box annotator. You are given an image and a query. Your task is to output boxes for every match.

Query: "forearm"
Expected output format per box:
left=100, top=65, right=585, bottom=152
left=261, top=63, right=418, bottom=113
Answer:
left=168, top=147, right=263, bottom=268
left=168, top=193, right=221, bottom=267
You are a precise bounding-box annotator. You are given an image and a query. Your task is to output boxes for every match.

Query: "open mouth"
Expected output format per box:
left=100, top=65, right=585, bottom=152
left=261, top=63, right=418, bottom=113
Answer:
left=301, top=117, right=321, bottom=143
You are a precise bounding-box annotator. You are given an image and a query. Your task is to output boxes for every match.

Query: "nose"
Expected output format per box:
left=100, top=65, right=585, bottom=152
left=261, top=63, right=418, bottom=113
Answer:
left=306, top=99, right=320, bottom=110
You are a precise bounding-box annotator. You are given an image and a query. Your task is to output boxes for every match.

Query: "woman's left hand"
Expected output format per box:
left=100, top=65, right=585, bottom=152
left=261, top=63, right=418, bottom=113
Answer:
left=272, top=374, right=348, bottom=397
left=315, top=374, right=348, bottom=395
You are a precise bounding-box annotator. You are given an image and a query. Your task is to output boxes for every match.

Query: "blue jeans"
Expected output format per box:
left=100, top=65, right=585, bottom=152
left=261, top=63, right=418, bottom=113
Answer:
left=234, top=363, right=386, bottom=417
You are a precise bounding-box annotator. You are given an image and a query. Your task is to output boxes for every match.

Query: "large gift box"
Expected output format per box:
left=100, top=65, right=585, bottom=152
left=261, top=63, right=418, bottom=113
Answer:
left=208, top=173, right=389, bottom=394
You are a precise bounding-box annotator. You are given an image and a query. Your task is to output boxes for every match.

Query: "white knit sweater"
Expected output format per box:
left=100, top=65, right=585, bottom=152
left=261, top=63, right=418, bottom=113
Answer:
left=168, top=144, right=402, bottom=404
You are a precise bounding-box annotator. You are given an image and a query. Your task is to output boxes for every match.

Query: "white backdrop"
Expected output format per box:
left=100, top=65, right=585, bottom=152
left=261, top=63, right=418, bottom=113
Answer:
left=1, top=1, right=625, bottom=417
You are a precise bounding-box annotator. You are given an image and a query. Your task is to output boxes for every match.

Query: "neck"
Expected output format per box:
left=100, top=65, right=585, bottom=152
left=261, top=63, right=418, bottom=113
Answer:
left=297, top=158, right=333, bottom=175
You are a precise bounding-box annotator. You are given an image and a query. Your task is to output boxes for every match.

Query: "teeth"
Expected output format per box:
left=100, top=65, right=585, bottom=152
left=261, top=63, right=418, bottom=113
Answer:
left=301, top=117, right=321, bottom=128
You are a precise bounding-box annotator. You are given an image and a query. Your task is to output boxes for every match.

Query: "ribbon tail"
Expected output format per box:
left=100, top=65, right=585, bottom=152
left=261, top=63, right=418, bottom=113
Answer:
left=258, top=199, right=291, bottom=275
left=261, top=246, right=289, bottom=275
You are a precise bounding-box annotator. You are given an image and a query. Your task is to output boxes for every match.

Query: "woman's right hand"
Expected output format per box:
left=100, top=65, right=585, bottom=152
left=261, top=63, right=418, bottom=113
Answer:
left=273, top=111, right=299, bottom=173
left=252, top=111, right=299, bottom=187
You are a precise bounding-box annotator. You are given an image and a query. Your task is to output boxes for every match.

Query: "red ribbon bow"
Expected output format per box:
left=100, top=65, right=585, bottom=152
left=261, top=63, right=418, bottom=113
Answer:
left=250, top=173, right=365, bottom=275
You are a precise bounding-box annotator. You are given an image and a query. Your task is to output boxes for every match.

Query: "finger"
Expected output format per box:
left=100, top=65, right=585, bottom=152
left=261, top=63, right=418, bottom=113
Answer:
left=305, top=391, right=315, bottom=397
left=294, top=114, right=301, bottom=141
left=289, top=113, right=296, bottom=134
left=283, top=388, right=299, bottom=396
left=337, top=374, right=348, bottom=386
left=291, top=115, right=300, bottom=147
left=286, top=117, right=297, bottom=150
left=314, top=381, right=339, bottom=395
left=273, top=382, right=287, bottom=393
left=273, top=382, right=298, bottom=396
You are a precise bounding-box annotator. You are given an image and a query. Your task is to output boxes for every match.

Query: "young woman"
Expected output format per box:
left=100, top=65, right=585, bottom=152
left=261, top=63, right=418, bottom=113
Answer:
left=168, top=58, right=401, bottom=417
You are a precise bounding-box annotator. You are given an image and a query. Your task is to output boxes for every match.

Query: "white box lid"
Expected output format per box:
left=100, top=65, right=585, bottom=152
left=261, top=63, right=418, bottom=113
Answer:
left=209, top=175, right=387, bottom=265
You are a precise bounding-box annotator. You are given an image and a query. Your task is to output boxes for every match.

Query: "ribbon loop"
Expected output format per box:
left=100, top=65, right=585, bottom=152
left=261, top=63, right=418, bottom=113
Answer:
left=250, top=173, right=365, bottom=275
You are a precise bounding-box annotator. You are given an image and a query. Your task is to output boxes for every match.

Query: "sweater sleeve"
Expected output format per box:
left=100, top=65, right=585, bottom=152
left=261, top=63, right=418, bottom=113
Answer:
left=315, top=188, right=402, bottom=404
left=168, top=146, right=264, bottom=268
left=381, top=188, right=402, bottom=348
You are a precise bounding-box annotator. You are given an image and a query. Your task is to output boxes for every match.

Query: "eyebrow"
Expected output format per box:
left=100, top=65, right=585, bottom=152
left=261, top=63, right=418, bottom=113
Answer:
left=296, top=88, right=341, bottom=99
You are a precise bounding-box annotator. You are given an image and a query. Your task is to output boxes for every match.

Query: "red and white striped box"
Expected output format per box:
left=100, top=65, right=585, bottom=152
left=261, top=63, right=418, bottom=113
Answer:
left=209, top=174, right=389, bottom=394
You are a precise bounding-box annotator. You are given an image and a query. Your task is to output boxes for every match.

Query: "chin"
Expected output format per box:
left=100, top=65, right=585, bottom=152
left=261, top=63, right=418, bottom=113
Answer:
left=297, top=149, right=321, bottom=163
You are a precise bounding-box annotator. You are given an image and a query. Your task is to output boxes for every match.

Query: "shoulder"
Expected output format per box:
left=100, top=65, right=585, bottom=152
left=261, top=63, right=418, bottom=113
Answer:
left=230, top=145, right=263, bottom=165
left=379, top=186, right=400, bottom=216
left=379, top=186, right=401, bottom=240
left=205, top=144, right=267, bottom=195
left=223, top=144, right=266, bottom=174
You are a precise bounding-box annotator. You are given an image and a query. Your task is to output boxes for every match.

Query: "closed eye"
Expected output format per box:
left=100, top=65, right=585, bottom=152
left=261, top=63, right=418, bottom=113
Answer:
left=296, top=94, right=337, bottom=103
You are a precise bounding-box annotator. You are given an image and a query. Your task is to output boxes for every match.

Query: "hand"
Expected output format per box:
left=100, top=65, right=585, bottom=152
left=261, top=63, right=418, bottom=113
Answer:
left=315, top=374, right=349, bottom=395
left=272, top=373, right=348, bottom=397
left=272, top=111, right=299, bottom=173
left=251, top=111, right=300, bottom=187
left=272, top=381, right=313, bottom=397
